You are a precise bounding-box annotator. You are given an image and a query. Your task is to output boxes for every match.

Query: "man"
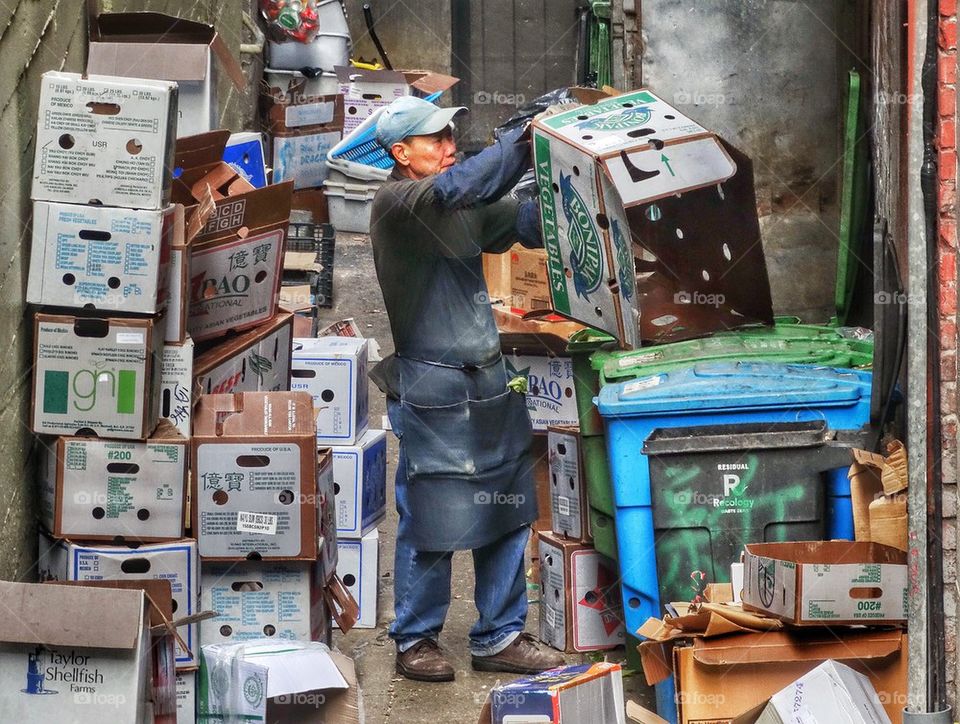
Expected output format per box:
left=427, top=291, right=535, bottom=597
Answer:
left=368, top=96, right=565, bottom=682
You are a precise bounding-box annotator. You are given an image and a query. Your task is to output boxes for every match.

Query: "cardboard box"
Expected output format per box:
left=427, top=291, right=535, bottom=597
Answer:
left=172, top=132, right=293, bottom=342
left=673, top=629, right=907, bottom=724
left=0, top=581, right=158, bottom=723
left=31, top=71, right=177, bottom=209
left=176, top=671, right=196, bottom=724
left=532, top=88, right=774, bottom=348
left=318, top=448, right=339, bottom=580
left=200, top=560, right=328, bottom=645
left=165, top=204, right=197, bottom=344
left=39, top=426, right=187, bottom=542
left=28, top=202, right=177, bottom=314
left=849, top=444, right=909, bottom=552
left=479, top=662, right=626, bottom=724
left=38, top=535, right=200, bottom=670
left=734, top=660, right=891, bottom=724
left=161, top=337, right=195, bottom=439
left=547, top=425, right=591, bottom=542
left=291, top=336, right=369, bottom=445
left=538, top=531, right=624, bottom=652
left=503, top=350, right=578, bottom=432
left=336, top=529, right=379, bottom=629
left=332, top=428, right=387, bottom=538
left=192, top=392, right=319, bottom=560
left=335, top=66, right=458, bottom=133
left=224, top=132, right=268, bottom=188
left=32, top=313, right=163, bottom=439
left=741, top=541, right=908, bottom=626
left=198, top=642, right=359, bottom=724
left=483, top=245, right=552, bottom=314
left=193, top=312, right=293, bottom=395
left=532, top=434, right=551, bottom=533
left=87, top=12, right=246, bottom=138
left=262, top=92, right=344, bottom=190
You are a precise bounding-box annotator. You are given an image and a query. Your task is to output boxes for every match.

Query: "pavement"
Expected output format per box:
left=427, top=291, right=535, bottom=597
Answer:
left=321, top=232, right=653, bottom=723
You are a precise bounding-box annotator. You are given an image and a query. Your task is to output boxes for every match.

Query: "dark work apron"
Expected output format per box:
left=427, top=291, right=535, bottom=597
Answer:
left=377, top=353, right=537, bottom=551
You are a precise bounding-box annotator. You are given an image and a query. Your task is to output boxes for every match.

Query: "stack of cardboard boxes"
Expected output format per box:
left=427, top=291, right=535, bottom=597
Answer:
left=291, top=336, right=386, bottom=628
left=537, top=426, right=625, bottom=653
left=27, top=69, right=197, bottom=723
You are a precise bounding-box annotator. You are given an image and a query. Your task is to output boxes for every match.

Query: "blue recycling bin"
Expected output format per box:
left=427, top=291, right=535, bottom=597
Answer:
left=595, top=361, right=873, bottom=636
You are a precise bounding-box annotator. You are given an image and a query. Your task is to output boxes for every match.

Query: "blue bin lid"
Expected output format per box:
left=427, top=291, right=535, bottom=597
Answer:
left=596, top=361, right=871, bottom=416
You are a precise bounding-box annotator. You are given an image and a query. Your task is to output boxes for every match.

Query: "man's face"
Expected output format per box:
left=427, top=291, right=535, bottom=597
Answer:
left=391, top=126, right=457, bottom=180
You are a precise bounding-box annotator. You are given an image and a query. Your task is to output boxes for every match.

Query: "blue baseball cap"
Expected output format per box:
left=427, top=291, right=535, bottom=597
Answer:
left=376, top=96, right=467, bottom=148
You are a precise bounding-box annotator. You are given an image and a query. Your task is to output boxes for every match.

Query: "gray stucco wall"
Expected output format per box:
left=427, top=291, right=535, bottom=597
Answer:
left=0, top=0, right=252, bottom=582
left=638, top=1, right=859, bottom=322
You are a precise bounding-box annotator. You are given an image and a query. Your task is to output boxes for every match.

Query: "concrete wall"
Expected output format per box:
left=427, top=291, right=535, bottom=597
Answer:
left=638, top=1, right=855, bottom=321
left=0, top=0, right=252, bottom=582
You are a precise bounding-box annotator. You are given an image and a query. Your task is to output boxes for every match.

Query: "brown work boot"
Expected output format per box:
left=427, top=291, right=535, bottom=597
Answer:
left=395, top=639, right=455, bottom=682
left=471, top=632, right=565, bottom=675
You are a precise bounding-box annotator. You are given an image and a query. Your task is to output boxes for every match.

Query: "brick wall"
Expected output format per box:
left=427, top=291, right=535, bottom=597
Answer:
left=939, top=0, right=960, bottom=705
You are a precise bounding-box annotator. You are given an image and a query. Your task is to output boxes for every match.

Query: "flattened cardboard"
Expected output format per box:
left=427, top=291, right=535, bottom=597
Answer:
left=547, top=425, right=591, bottom=542
left=31, top=71, right=177, bottom=209
left=192, top=392, right=318, bottom=561
left=88, top=12, right=245, bottom=138
left=160, top=337, right=194, bottom=438
left=291, top=336, right=369, bottom=445
left=532, top=88, right=774, bottom=348
left=0, top=581, right=152, bottom=723
left=741, top=541, right=908, bottom=626
left=194, top=312, right=293, bottom=395
left=38, top=535, right=199, bottom=669
left=28, top=202, right=176, bottom=314
left=673, top=629, right=907, bottom=724
left=538, top=531, right=624, bottom=652
left=199, top=559, right=328, bottom=645
left=335, top=529, right=379, bottom=629
left=39, top=426, right=187, bottom=542
left=32, top=313, right=163, bottom=440
left=332, top=428, right=387, bottom=538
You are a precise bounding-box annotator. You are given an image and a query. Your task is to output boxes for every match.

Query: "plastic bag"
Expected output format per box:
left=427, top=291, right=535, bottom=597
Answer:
left=492, top=87, right=580, bottom=140
left=260, top=0, right=321, bottom=43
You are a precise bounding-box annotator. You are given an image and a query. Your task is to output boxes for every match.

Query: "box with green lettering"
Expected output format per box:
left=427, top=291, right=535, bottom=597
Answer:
left=38, top=422, right=187, bottom=542
left=531, top=88, right=774, bottom=348
left=741, top=541, right=908, bottom=626
left=31, top=314, right=162, bottom=440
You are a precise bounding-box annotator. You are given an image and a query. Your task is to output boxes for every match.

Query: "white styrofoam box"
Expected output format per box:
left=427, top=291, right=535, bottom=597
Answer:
left=160, top=337, right=194, bottom=439
left=199, top=560, right=326, bottom=646
left=323, top=177, right=380, bottom=234
left=273, top=129, right=342, bottom=190
left=28, top=202, right=176, bottom=314
left=291, top=336, right=369, bottom=445
left=176, top=671, right=196, bottom=724
left=504, top=353, right=578, bottom=432
left=38, top=534, right=199, bottom=669
left=332, top=429, right=387, bottom=539
left=39, top=432, right=187, bottom=542
left=31, top=71, right=177, bottom=209
left=335, top=528, right=379, bottom=629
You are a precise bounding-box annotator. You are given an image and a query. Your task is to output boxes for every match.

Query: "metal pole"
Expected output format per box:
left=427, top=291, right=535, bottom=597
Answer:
left=905, top=0, right=930, bottom=714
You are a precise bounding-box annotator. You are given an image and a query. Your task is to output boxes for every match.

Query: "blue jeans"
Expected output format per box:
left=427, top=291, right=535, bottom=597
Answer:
left=389, top=449, right=530, bottom=656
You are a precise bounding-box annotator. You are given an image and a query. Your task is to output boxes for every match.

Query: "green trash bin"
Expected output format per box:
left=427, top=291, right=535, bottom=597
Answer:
left=567, top=322, right=875, bottom=564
